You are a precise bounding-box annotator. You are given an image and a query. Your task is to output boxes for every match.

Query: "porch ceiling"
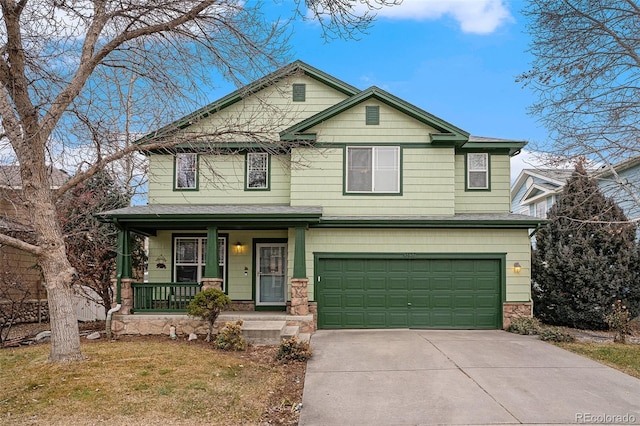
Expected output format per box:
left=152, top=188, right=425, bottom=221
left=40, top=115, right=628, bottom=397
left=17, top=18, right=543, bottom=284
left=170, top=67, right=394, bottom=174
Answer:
left=95, top=204, right=323, bottom=235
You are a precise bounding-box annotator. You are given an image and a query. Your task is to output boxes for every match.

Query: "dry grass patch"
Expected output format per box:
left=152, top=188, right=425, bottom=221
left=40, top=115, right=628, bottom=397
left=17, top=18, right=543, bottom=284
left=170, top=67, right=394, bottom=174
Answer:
left=0, top=338, right=293, bottom=425
left=556, top=342, right=640, bottom=379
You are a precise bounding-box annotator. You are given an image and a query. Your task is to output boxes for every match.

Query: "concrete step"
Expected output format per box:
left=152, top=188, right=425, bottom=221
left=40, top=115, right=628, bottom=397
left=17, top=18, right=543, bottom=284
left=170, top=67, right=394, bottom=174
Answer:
left=240, top=320, right=286, bottom=345
left=297, top=332, right=311, bottom=344
left=281, top=325, right=300, bottom=340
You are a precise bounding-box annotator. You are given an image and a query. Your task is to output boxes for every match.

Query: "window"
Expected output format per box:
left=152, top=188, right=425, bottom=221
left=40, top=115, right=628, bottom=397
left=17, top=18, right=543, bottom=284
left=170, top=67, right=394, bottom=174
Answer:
left=292, top=84, right=306, bottom=102
left=175, top=153, right=198, bottom=190
left=346, top=146, right=400, bottom=193
left=174, top=236, right=226, bottom=289
left=467, top=153, right=489, bottom=190
left=535, top=200, right=548, bottom=218
left=365, top=106, right=379, bottom=125
left=246, top=152, right=269, bottom=190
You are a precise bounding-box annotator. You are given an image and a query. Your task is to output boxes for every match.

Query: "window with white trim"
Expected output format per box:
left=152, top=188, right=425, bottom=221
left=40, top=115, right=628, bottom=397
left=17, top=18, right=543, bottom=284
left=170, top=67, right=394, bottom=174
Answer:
left=346, top=146, right=400, bottom=193
left=175, top=153, right=197, bottom=189
left=467, top=153, right=489, bottom=189
left=246, top=152, right=269, bottom=189
left=535, top=200, right=548, bottom=218
left=174, top=236, right=226, bottom=288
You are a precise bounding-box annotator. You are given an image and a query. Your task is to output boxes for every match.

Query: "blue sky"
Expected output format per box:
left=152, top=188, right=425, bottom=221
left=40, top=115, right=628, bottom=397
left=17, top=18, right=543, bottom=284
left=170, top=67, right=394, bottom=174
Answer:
left=213, top=0, right=546, bottom=178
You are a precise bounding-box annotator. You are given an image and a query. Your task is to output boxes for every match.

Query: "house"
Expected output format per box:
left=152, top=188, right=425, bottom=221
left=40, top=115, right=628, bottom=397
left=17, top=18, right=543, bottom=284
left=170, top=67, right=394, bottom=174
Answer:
left=0, top=165, right=68, bottom=325
left=511, top=156, right=640, bottom=223
left=97, top=61, right=542, bottom=336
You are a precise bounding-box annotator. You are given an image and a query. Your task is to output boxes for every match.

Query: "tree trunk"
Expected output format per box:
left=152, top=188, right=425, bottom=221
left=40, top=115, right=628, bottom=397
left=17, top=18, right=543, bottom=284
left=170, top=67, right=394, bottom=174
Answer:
left=17, top=134, right=84, bottom=362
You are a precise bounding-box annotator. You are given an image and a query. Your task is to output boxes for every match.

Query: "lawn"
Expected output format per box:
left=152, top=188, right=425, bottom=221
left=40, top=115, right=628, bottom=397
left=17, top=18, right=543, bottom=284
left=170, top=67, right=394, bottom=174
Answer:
left=0, top=337, right=305, bottom=425
left=556, top=341, right=640, bottom=379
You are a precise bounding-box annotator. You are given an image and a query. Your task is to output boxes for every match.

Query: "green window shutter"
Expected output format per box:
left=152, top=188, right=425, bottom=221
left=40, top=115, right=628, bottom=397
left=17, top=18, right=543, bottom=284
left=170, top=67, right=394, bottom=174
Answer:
left=292, top=84, right=306, bottom=102
left=366, top=106, right=380, bottom=125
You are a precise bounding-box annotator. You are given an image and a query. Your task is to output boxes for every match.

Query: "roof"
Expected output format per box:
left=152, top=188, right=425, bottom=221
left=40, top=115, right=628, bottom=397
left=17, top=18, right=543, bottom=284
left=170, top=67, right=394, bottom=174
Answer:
left=96, top=205, right=543, bottom=234
left=136, top=60, right=360, bottom=146
left=595, top=154, right=640, bottom=177
left=0, top=165, right=69, bottom=189
left=510, top=168, right=575, bottom=199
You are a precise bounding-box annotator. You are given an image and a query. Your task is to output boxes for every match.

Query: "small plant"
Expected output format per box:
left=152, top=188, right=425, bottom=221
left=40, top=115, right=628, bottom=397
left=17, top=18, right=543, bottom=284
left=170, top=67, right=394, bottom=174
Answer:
left=215, top=320, right=247, bottom=351
left=276, top=337, right=312, bottom=362
left=187, top=288, right=231, bottom=342
left=605, top=300, right=631, bottom=344
left=538, top=326, right=575, bottom=342
left=506, top=317, right=542, bottom=335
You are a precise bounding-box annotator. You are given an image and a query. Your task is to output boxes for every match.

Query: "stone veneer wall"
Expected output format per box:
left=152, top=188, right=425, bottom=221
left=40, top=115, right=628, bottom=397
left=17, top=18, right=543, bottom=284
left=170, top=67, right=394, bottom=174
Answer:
left=502, top=302, right=533, bottom=329
left=0, top=299, right=49, bottom=325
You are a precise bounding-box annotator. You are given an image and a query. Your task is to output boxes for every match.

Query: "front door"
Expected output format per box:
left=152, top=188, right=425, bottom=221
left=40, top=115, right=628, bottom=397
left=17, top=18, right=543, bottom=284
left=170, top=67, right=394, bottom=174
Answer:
left=256, top=243, right=287, bottom=306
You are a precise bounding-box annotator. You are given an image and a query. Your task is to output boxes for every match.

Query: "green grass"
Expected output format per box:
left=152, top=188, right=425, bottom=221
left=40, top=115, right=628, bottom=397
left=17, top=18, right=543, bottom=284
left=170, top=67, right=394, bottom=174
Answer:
left=0, top=339, right=286, bottom=425
left=556, top=342, right=640, bottom=379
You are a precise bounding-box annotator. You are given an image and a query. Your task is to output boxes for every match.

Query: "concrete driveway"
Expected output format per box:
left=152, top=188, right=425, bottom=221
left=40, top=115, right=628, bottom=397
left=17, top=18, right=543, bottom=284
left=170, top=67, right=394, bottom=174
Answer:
left=299, top=330, right=640, bottom=425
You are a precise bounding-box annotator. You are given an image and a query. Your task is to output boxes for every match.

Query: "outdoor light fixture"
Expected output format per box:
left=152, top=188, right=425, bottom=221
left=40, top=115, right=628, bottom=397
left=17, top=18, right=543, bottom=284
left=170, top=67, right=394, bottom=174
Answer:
left=513, top=262, right=522, bottom=273
left=235, top=242, right=243, bottom=254
left=155, top=255, right=167, bottom=269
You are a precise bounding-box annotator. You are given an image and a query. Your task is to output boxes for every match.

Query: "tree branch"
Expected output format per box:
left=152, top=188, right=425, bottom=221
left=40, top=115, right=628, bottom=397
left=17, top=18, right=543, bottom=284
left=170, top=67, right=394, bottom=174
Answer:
left=0, top=232, right=42, bottom=256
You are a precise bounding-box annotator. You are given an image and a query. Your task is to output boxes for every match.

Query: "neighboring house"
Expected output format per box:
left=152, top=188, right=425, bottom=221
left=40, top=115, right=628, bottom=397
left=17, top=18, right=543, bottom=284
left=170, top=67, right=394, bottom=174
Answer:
left=97, top=61, right=541, bottom=333
left=0, top=165, right=68, bottom=324
left=511, top=156, right=640, bottom=223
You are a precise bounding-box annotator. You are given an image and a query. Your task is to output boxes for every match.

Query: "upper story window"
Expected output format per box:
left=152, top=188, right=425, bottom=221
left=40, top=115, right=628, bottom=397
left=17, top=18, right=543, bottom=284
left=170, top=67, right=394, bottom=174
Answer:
left=246, top=152, right=269, bottom=190
left=346, top=146, right=400, bottom=194
left=535, top=200, right=548, bottom=218
left=365, top=106, right=380, bottom=125
left=292, top=84, right=306, bottom=102
left=466, top=153, right=489, bottom=190
left=175, top=153, right=198, bottom=190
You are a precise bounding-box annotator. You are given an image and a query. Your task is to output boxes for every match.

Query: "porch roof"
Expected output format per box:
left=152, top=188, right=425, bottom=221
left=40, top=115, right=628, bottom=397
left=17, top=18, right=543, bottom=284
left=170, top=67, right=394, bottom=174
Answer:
left=95, top=204, right=323, bottom=235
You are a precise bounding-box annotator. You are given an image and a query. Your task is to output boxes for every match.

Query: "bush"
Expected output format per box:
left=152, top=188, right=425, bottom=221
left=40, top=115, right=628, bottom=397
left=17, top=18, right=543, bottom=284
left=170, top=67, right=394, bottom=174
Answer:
left=187, top=288, right=231, bottom=342
left=506, top=317, right=542, bottom=335
left=605, top=300, right=631, bottom=343
left=215, top=320, right=247, bottom=351
left=538, top=327, right=575, bottom=342
left=276, top=337, right=312, bottom=362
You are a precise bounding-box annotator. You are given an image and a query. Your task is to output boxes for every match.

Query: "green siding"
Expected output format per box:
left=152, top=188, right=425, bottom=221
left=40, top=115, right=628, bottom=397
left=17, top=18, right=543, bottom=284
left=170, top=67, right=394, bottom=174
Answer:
left=301, top=228, right=531, bottom=303
left=148, top=154, right=291, bottom=204
left=317, top=257, right=501, bottom=329
left=454, top=154, right=511, bottom=213
left=290, top=147, right=456, bottom=215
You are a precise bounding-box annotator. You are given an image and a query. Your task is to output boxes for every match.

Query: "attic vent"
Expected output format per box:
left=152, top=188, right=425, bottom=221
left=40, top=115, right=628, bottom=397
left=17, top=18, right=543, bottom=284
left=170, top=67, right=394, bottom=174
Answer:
left=366, top=105, right=379, bottom=125
left=293, top=84, right=306, bottom=102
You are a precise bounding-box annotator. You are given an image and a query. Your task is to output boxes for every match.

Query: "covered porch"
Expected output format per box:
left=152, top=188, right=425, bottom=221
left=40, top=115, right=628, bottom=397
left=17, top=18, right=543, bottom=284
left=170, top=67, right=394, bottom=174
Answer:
left=96, top=205, right=322, bottom=337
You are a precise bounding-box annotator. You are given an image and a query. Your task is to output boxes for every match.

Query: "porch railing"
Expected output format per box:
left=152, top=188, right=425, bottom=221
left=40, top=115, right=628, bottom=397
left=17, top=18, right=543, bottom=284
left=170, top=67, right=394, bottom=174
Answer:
left=131, top=282, right=203, bottom=312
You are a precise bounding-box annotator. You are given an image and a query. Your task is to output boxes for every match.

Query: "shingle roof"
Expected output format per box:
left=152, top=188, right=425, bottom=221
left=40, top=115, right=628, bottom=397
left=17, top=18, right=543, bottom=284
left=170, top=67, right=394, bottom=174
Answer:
left=96, top=204, right=323, bottom=218
left=0, top=165, right=69, bottom=189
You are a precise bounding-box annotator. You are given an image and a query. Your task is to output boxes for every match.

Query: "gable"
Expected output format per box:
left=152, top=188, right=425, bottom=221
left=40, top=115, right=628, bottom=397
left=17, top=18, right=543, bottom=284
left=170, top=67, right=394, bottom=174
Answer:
left=138, top=60, right=359, bottom=149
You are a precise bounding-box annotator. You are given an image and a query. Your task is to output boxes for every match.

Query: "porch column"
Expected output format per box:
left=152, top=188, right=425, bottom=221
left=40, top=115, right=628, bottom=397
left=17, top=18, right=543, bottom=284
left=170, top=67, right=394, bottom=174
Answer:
left=202, top=226, right=223, bottom=291
left=116, top=229, right=133, bottom=314
left=290, top=226, right=309, bottom=316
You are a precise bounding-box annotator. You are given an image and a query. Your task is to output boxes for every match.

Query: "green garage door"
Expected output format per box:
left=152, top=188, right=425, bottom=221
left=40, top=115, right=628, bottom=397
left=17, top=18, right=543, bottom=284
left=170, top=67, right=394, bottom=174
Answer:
left=316, top=257, right=501, bottom=329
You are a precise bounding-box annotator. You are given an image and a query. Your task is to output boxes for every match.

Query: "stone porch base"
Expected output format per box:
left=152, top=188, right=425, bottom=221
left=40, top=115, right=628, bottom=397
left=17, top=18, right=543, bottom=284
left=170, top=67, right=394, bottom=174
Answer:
left=503, top=302, right=533, bottom=329
left=111, top=311, right=315, bottom=337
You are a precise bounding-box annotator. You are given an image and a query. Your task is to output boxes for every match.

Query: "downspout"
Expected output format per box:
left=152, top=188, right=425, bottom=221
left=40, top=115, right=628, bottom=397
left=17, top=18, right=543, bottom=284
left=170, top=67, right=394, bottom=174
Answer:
left=106, top=304, right=121, bottom=339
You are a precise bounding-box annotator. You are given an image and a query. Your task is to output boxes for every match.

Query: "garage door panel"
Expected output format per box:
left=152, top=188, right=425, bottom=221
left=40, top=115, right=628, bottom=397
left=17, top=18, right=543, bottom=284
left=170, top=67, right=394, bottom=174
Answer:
left=453, top=277, right=474, bottom=291
left=432, top=277, right=453, bottom=290
left=388, top=312, right=409, bottom=327
left=344, top=294, right=365, bottom=307
left=453, top=295, right=474, bottom=308
left=366, top=294, right=386, bottom=308
left=320, top=294, right=342, bottom=309
left=388, top=277, right=409, bottom=290
left=317, top=258, right=501, bottom=329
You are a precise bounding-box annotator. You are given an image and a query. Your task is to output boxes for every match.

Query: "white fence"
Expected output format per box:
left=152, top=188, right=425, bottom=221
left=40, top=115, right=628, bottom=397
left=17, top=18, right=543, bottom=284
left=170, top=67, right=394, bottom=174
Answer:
left=74, top=286, right=106, bottom=321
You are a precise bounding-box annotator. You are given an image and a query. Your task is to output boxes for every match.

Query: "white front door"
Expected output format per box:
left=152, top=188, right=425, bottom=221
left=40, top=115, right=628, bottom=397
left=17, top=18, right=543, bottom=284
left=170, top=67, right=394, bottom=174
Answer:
left=256, top=243, right=287, bottom=306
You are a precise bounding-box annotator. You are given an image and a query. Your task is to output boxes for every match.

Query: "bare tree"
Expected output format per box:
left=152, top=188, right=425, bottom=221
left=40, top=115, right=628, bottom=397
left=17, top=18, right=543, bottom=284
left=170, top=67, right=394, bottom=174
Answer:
left=518, top=0, right=640, bottom=212
left=0, top=1, right=398, bottom=362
